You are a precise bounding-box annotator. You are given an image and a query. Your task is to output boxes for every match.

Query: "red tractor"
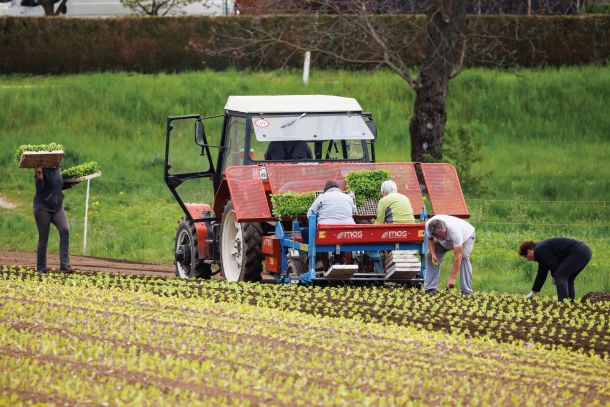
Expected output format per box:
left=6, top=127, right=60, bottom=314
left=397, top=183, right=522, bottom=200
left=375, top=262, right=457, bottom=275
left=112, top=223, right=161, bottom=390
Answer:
left=164, top=95, right=468, bottom=283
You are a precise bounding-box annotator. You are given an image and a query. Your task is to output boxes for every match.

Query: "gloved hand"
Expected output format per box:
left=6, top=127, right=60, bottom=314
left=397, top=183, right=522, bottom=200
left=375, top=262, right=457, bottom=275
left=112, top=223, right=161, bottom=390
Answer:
left=524, top=291, right=537, bottom=299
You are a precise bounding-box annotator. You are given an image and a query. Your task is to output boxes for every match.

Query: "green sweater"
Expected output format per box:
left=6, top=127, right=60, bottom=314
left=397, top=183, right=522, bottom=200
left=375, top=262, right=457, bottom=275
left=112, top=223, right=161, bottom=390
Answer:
left=375, top=192, right=415, bottom=224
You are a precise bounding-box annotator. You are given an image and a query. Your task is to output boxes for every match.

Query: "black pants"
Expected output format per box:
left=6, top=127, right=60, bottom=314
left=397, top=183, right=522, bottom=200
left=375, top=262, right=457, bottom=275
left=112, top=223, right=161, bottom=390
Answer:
left=555, top=243, right=592, bottom=301
left=34, top=207, right=70, bottom=272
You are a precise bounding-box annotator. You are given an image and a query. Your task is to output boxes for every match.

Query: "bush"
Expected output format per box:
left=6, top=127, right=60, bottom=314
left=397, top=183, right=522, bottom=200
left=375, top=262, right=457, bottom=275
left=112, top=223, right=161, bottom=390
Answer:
left=441, top=126, right=491, bottom=196
left=271, top=192, right=316, bottom=219
left=0, top=15, right=609, bottom=74
left=586, top=4, right=610, bottom=14
left=345, top=170, right=392, bottom=206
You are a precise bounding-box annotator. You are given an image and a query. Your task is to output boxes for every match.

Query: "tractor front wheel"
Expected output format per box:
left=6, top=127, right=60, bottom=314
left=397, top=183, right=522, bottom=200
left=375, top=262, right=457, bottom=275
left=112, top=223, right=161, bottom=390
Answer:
left=174, top=217, right=212, bottom=279
left=220, top=201, right=263, bottom=282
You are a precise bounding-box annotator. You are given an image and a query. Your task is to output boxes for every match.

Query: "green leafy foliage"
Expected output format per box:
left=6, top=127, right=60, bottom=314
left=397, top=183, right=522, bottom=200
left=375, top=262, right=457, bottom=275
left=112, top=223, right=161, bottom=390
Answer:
left=271, top=192, right=316, bottom=218
left=0, top=267, right=608, bottom=405
left=61, top=161, right=101, bottom=179
left=346, top=170, right=392, bottom=206
left=441, top=125, right=491, bottom=196
left=14, top=142, right=63, bottom=164
left=3, top=266, right=607, bottom=358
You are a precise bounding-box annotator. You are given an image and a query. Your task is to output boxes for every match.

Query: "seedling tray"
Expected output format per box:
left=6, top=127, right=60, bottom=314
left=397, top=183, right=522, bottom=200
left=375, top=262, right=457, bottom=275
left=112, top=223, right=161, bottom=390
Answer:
left=63, top=171, right=102, bottom=183
left=19, top=150, right=64, bottom=169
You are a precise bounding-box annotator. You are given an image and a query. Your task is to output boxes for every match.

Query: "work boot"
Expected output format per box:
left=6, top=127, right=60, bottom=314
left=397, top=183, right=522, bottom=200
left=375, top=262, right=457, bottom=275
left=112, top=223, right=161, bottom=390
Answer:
left=425, top=289, right=437, bottom=295
left=60, top=265, right=75, bottom=273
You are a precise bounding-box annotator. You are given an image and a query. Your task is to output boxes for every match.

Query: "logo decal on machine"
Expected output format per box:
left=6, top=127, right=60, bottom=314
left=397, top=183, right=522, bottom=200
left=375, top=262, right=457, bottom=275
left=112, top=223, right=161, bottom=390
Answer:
left=336, top=231, right=363, bottom=240
left=381, top=230, right=410, bottom=239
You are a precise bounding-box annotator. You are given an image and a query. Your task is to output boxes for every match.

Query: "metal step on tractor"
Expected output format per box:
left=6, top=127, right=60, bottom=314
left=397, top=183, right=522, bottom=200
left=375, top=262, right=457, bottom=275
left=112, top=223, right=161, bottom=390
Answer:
left=164, top=95, right=469, bottom=284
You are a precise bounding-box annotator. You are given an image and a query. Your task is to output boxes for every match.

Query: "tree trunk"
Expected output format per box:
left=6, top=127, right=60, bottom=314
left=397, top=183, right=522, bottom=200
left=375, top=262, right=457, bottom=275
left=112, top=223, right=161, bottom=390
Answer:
left=41, top=0, right=54, bottom=15
left=409, top=0, right=466, bottom=163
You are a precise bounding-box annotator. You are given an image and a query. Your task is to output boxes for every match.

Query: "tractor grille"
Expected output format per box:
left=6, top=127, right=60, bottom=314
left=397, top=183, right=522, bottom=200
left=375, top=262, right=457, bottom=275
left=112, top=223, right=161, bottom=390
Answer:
left=225, top=166, right=272, bottom=221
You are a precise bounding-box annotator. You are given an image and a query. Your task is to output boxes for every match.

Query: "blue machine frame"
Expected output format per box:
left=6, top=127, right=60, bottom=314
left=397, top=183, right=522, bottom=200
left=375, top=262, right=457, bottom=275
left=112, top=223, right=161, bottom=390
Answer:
left=271, top=206, right=429, bottom=285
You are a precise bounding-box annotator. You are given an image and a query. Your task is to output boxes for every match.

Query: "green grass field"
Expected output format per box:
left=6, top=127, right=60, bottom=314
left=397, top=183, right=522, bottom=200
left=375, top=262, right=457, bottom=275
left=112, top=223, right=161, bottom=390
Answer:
left=0, top=67, right=608, bottom=296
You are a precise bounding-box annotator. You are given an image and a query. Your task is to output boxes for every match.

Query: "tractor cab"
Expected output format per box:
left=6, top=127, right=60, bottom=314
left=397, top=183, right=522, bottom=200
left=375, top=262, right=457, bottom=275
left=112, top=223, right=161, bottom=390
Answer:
left=216, top=96, right=377, bottom=184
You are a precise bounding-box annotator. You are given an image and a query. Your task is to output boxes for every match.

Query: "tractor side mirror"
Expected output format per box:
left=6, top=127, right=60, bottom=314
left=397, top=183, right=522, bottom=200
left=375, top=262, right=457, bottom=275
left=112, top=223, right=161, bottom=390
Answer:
left=195, top=120, right=206, bottom=146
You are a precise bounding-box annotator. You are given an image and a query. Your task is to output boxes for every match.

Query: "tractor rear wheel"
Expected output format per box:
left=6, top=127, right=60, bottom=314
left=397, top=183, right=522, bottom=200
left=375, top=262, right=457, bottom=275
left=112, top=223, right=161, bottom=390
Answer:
left=220, top=201, right=263, bottom=282
left=174, top=217, right=212, bottom=279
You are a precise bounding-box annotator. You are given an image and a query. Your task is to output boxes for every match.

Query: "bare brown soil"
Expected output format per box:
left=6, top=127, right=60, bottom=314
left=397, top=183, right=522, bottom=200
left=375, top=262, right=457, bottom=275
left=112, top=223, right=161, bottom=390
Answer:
left=0, top=251, right=175, bottom=277
left=582, top=292, right=610, bottom=303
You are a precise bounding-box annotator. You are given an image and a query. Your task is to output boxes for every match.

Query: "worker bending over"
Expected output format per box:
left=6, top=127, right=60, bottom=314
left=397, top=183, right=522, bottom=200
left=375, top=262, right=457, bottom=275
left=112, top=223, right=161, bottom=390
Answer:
left=424, top=215, right=476, bottom=295
left=519, top=238, right=592, bottom=301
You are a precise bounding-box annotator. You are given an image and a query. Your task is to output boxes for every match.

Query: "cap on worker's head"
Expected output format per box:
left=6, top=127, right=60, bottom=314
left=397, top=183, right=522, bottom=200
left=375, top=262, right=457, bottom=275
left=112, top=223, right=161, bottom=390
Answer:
left=324, top=179, right=340, bottom=192
left=428, top=219, right=446, bottom=236
left=380, top=180, right=397, bottom=195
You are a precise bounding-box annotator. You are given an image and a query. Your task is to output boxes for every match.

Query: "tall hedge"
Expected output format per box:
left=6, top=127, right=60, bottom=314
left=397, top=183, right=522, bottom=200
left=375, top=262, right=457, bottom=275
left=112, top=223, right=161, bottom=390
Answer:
left=0, top=15, right=608, bottom=74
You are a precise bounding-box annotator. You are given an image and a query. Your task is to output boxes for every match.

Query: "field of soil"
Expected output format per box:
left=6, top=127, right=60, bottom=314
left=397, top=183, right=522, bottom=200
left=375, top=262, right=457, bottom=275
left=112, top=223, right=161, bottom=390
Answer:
left=0, top=251, right=174, bottom=277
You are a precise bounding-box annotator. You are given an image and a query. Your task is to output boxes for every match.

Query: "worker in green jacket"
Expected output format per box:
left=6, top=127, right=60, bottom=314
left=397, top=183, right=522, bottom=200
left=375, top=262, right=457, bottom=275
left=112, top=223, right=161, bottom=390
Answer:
left=375, top=180, right=416, bottom=225
left=369, top=180, right=415, bottom=272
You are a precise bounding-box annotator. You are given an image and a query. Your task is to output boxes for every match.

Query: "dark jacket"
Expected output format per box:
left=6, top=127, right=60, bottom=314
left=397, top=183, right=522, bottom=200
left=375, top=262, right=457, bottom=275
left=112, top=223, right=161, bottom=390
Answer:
left=532, top=237, right=587, bottom=292
left=34, top=167, right=72, bottom=213
left=264, top=141, right=313, bottom=160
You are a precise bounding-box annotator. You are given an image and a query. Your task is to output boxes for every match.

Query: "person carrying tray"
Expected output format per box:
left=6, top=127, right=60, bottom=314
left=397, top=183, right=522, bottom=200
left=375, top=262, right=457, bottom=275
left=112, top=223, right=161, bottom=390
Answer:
left=33, top=165, right=79, bottom=274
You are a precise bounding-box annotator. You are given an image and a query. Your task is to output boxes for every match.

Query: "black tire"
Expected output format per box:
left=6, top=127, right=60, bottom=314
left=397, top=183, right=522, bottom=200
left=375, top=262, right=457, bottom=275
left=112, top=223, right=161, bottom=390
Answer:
left=220, top=201, right=263, bottom=282
left=174, top=217, right=212, bottom=279
left=287, top=259, right=305, bottom=283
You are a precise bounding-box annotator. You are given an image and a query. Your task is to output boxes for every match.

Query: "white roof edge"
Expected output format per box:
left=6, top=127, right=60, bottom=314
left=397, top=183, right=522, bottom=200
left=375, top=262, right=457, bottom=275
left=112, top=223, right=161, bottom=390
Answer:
left=224, top=95, right=363, bottom=114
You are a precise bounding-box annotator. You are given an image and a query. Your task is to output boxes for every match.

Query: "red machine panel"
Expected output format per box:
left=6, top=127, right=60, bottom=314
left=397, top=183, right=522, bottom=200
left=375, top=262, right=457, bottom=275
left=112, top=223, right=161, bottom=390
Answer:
left=225, top=166, right=272, bottom=222
left=265, top=162, right=424, bottom=216
left=265, top=256, right=280, bottom=273
left=262, top=236, right=281, bottom=256
left=316, top=223, right=425, bottom=245
left=420, top=163, right=469, bottom=218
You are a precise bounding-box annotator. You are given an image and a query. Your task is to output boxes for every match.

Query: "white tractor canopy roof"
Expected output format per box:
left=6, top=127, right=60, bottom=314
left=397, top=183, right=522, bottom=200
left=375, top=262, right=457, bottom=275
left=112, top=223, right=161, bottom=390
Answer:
left=225, top=95, right=364, bottom=114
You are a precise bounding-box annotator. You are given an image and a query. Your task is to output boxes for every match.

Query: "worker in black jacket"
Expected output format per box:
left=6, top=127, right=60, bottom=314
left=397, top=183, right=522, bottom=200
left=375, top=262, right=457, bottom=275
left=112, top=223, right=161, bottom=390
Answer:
left=518, top=238, right=592, bottom=301
left=264, top=141, right=313, bottom=161
left=34, top=165, right=78, bottom=274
